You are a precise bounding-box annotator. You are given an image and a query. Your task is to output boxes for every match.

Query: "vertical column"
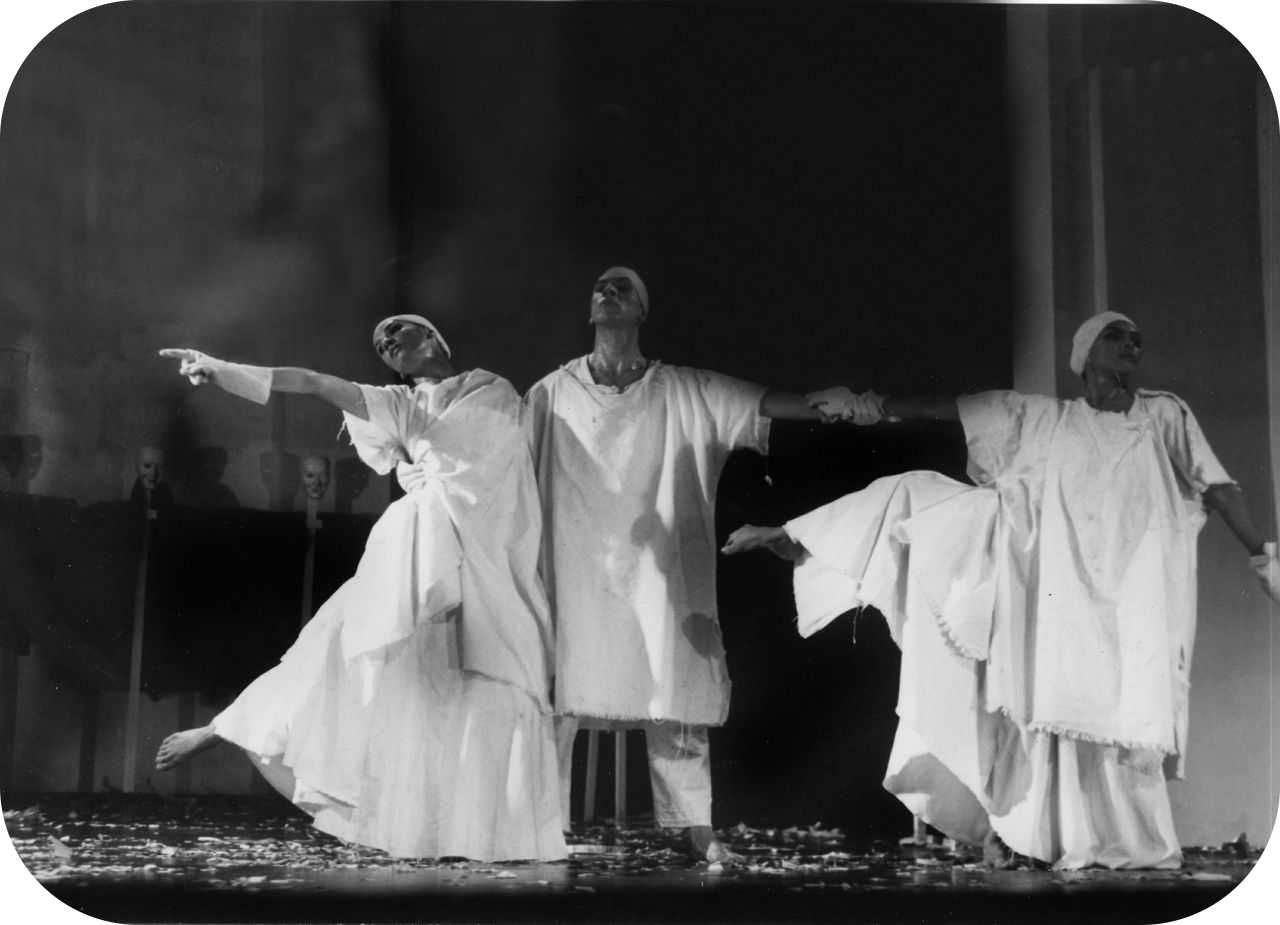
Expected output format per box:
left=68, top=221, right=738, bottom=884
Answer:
left=122, top=499, right=155, bottom=792
left=613, top=731, right=628, bottom=826
left=1086, top=67, right=1109, bottom=315
left=301, top=496, right=320, bottom=628
left=583, top=729, right=600, bottom=824
left=1005, top=5, right=1058, bottom=395
left=1258, top=76, right=1280, bottom=553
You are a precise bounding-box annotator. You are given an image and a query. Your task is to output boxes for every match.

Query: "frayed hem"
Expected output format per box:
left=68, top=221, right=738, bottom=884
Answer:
left=994, top=708, right=1177, bottom=756
left=930, top=606, right=988, bottom=661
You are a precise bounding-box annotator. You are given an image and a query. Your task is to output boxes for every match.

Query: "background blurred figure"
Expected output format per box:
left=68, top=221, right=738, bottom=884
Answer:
left=258, top=449, right=301, bottom=511
left=333, top=456, right=370, bottom=514
left=128, top=445, right=173, bottom=512
left=0, top=434, right=42, bottom=494
left=185, top=446, right=240, bottom=510
left=300, top=455, right=331, bottom=507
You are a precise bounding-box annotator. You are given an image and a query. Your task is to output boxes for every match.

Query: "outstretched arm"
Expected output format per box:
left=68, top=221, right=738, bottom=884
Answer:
left=881, top=395, right=959, bottom=423
left=760, top=389, right=824, bottom=422
left=805, top=388, right=959, bottom=424
left=159, top=348, right=369, bottom=420
left=1203, top=483, right=1267, bottom=556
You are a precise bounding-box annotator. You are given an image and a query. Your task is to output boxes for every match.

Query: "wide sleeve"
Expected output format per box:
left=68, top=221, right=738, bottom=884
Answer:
left=1150, top=393, right=1235, bottom=494
left=520, top=377, right=554, bottom=476
left=690, top=368, right=771, bottom=454
left=957, top=390, right=1057, bottom=485
left=341, top=384, right=413, bottom=475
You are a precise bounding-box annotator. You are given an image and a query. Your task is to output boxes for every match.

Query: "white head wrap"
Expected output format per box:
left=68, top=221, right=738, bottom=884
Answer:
left=372, top=314, right=452, bottom=358
left=1069, top=311, right=1137, bottom=375
left=597, top=266, right=649, bottom=314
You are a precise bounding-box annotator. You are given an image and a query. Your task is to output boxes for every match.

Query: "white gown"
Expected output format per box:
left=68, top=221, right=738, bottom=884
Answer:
left=786, top=390, right=1232, bottom=869
left=523, top=358, right=768, bottom=726
left=211, top=370, right=566, bottom=862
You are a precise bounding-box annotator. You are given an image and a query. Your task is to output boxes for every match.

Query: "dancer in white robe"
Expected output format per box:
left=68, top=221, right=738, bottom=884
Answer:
left=524, top=266, right=829, bottom=861
left=724, top=312, right=1280, bottom=869
left=154, top=316, right=566, bottom=862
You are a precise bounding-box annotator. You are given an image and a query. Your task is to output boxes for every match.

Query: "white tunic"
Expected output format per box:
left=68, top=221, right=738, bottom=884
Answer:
left=213, top=370, right=565, bottom=861
left=785, top=389, right=1232, bottom=868
left=524, top=358, right=769, bottom=725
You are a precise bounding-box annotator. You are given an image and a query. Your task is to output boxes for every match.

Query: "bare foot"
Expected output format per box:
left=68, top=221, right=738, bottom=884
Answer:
left=982, top=830, right=1015, bottom=869
left=689, top=826, right=743, bottom=865
left=155, top=725, right=220, bottom=771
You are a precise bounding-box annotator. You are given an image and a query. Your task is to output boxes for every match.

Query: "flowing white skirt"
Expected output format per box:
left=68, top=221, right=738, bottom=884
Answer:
left=787, top=471, right=1182, bottom=869
left=211, top=578, right=567, bottom=862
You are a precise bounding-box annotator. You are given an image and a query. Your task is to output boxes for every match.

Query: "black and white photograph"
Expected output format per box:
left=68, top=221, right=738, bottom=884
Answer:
left=1, top=1, right=1278, bottom=922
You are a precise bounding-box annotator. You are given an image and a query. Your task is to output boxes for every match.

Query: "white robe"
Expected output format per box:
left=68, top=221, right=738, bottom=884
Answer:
left=524, top=358, right=769, bottom=725
left=786, top=389, right=1232, bottom=869
left=213, top=370, right=565, bottom=861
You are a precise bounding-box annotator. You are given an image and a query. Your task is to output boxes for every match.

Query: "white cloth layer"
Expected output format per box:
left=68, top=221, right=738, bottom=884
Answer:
left=555, top=717, right=712, bottom=830
left=524, top=358, right=769, bottom=726
left=214, top=588, right=565, bottom=860
left=213, top=369, right=564, bottom=861
left=786, top=389, right=1231, bottom=869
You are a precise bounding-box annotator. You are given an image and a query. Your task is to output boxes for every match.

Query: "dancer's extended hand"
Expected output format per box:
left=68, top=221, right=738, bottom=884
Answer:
left=159, top=347, right=220, bottom=386
left=721, top=524, right=781, bottom=556
left=158, top=348, right=273, bottom=405
left=806, top=387, right=884, bottom=425
left=722, top=524, right=806, bottom=561
left=1250, top=541, right=1280, bottom=605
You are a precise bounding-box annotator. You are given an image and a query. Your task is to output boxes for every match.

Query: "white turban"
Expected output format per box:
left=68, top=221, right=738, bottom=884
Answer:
left=372, top=314, right=452, bottom=358
left=1069, top=311, right=1136, bottom=375
left=598, top=266, right=649, bottom=313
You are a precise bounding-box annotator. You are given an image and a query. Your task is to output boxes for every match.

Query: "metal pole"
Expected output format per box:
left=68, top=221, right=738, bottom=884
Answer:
left=583, top=729, right=599, bottom=823
left=613, top=730, right=628, bottom=826
left=122, top=501, right=154, bottom=792
left=301, top=499, right=320, bottom=628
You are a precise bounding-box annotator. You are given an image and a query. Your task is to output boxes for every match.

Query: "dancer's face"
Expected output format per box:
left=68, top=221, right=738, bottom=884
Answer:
left=1086, top=322, right=1143, bottom=377
left=374, top=320, right=446, bottom=376
left=589, top=270, right=646, bottom=327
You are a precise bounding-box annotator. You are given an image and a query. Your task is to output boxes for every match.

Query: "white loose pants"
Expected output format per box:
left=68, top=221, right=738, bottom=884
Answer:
left=556, top=716, right=712, bottom=830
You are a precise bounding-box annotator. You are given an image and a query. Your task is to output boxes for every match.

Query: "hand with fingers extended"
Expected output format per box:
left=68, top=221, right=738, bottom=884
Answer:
left=806, top=387, right=885, bottom=425
left=158, top=348, right=274, bottom=405
left=1250, top=541, right=1280, bottom=606
left=159, top=347, right=220, bottom=386
left=721, top=524, right=807, bottom=562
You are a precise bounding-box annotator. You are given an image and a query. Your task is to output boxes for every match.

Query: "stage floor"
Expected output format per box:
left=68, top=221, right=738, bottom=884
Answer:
left=2, top=794, right=1262, bottom=923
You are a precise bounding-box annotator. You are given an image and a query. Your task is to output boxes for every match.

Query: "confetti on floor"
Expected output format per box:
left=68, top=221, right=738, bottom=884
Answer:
left=2, top=795, right=1261, bottom=923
